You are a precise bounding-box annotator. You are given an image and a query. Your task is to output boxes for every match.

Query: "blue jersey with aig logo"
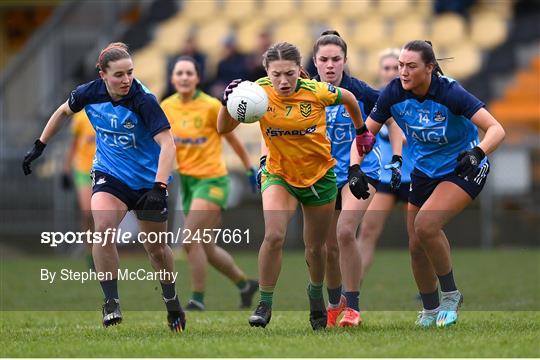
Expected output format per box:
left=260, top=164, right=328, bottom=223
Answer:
left=370, top=75, right=485, bottom=178
left=68, top=78, right=171, bottom=190
left=317, top=73, right=381, bottom=188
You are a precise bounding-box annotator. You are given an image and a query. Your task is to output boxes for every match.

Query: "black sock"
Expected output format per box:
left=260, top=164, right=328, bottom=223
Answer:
left=420, top=289, right=440, bottom=310
left=161, top=282, right=176, bottom=300
left=327, top=286, right=342, bottom=306
left=438, top=270, right=457, bottom=292
left=100, top=279, right=118, bottom=300
left=345, top=291, right=360, bottom=311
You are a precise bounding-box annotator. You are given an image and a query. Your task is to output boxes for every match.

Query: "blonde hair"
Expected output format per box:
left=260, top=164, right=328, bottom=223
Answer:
left=378, top=48, right=400, bottom=65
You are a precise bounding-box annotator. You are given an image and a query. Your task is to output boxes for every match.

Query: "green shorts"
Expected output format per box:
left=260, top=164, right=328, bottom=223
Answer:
left=180, top=174, right=230, bottom=213
left=261, top=167, right=337, bottom=206
left=74, top=169, right=92, bottom=188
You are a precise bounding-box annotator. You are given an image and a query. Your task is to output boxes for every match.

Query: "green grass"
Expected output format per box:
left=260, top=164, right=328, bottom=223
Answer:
left=1, top=249, right=539, bottom=357
left=1, top=311, right=538, bottom=357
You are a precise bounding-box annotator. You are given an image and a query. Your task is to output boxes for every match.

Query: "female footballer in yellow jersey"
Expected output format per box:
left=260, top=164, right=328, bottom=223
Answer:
left=161, top=56, right=258, bottom=310
left=217, top=42, right=375, bottom=330
left=63, top=110, right=95, bottom=267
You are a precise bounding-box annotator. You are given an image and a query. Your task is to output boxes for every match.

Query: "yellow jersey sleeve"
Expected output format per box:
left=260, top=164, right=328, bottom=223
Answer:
left=314, top=80, right=342, bottom=107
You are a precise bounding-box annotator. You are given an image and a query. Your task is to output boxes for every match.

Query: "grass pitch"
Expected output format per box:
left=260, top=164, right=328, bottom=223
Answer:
left=1, top=249, right=539, bottom=357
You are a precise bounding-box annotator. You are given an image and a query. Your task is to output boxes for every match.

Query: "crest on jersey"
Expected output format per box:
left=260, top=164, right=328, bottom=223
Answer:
left=434, top=111, right=446, bottom=122
left=123, top=119, right=135, bottom=129
left=327, top=83, right=337, bottom=93
left=300, top=102, right=311, bottom=117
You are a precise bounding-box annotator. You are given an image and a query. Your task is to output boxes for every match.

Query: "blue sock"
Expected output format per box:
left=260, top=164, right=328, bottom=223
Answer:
left=327, top=285, right=342, bottom=306
left=345, top=291, right=360, bottom=311
left=100, top=279, right=118, bottom=300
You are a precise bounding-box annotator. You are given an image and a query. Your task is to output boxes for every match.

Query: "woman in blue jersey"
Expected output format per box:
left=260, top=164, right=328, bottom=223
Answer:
left=22, top=42, right=186, bottom=332
left=313, top=31, right=404, bottom=327
left=358, top=48, right=415, bottom=277
left=365, top=40, right=505, bottom=327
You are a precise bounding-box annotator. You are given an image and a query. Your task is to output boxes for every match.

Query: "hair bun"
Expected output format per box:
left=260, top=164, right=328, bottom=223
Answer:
left=321, top=30, right=341, bottom=37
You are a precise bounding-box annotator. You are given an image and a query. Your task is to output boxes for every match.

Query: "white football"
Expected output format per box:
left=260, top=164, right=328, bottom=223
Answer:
left=226, top=81, right=268, bottom=123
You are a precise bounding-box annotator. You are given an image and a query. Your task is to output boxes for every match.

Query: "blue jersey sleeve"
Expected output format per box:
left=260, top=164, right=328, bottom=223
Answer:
left=138, top=94, right=171, bottom=137
left=349, top=78, right=380, bottom=116
left=369, top=82, right=395, bottom=124
left=67, top=82, right=93, bottom=113
left=444, top=81, right=485, bottom=119
left=360, top=83, right=380, bottom=115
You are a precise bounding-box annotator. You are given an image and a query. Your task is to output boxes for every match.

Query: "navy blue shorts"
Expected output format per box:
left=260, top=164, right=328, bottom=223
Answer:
left=92, top=170, right=168, bottom=222
left=409, top=163, right=490, bottom=208
left=335, top=175, right=379, bottom=211
left=376, top=182, right=411, bottom=203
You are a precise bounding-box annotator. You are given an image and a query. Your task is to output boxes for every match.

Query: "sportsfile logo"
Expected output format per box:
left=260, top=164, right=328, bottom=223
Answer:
left=265, top=125, right=317, bottom=137
left=237, top=100, right=248, bottom=122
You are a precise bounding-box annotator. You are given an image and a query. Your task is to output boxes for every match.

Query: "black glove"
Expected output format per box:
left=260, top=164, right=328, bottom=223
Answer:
left=136, top=182, right=168, bottom=221
left=221, top=79, right=243, bottom=106
left=256, top=155, right=267, bottom=190
left=61, top=172, right=73, bottom=190
left=348, top=164, right=370, bottom=200
left=384, top=155, right=402, bottom=192
left=454, top=146, right=485, bottom=180
left=22, top=139, right=47, bottom=175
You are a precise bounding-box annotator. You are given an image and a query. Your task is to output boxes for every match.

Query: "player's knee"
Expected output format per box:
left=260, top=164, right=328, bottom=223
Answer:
left=359, top=220, right=378, bottom=242
left=336, top=226, right=356, bottom=246
left=325, top=242, right=339, bottom=263
left=147, top=244, right=167, bottom=262
left=305, top=243, right=324, bottom=259
left=408, top=234, right=423, bottom=255
left=414, top=217, right=439, bottom=242
left=263, top=229, right=285, bottom=250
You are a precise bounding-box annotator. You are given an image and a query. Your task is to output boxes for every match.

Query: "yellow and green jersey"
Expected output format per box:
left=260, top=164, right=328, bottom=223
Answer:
left=256, top=77, right=341, bottom=188
left=161, top=90, right=227, bottom=178
left=71, top=111, right=96, bottom=173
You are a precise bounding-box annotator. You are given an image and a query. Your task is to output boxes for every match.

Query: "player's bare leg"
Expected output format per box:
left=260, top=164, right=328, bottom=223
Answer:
left=91, top=192, right=127, bottom=327
left=249, top=185, right=296, bottom=328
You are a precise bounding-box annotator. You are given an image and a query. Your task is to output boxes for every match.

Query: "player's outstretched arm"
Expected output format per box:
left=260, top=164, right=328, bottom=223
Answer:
left=22, top=101, right=74, bottom=175
left=224, top=131, right=258, bottom=192
left=224, top=131, right=253, bottom=170
left=386, top=118, right=404, bottom=158
left=365, top=117, right=383, bottom=136
left=339, top=88, right=364, bottom=129
left=217, top=106, right=240, bottom=134
left=40, top=101, right=74, bottom=144
left=153, top=129, right=176, bottom=184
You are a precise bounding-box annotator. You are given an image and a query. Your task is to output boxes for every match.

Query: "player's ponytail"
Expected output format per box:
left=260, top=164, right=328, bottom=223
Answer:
left=403, top=40, right=445, bottom=77
left=299, top=67, right=310, bottom=79
left=96, top=42, right=131, bottom=72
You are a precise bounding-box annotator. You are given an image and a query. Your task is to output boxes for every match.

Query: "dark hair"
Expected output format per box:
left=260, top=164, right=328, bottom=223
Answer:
left=96, top=42, right=130, bottom=72
left=262, top=42, right=311, bottom=79
left=312, top=29, right=348, bottom=59
left=173, top=55, right=201, bottom=77
left=402, top=40, right=444, bottom=76
left=262, top=42, right=302, bottom=68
